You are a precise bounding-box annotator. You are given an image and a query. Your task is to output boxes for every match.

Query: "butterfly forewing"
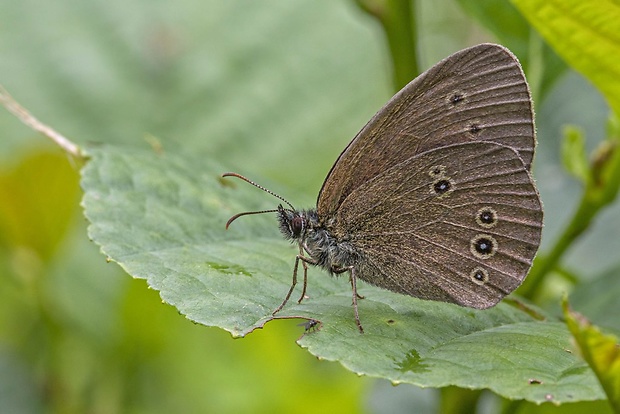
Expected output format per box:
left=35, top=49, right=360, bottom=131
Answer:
left=318, top=43, right=535, bottom=217
left=330, top=142, right=542, bottom=307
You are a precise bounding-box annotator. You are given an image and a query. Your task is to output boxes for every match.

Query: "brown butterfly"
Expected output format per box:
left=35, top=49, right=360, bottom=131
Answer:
left=224, top=43, right=543, bottom=333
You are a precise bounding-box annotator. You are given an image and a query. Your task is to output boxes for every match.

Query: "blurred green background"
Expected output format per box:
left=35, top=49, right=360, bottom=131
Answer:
left=0, top=0, right=614, bottom=413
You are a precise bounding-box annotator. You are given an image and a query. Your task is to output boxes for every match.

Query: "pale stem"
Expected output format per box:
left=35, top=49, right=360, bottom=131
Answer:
left=0, top=86, right=81, bottom=158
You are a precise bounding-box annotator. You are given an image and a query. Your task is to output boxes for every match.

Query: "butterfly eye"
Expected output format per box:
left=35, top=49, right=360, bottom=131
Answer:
left=290, top=216, right=305, bottom=237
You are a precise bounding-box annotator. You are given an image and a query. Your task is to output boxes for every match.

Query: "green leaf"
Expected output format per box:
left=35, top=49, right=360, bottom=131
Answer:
left=564, top=300, right=620, bottom=412
left=561, top=126, right=590, bottom=185
left=81, top=145, right=605, bottom=404
left=512, top=0, right=620, bottom=116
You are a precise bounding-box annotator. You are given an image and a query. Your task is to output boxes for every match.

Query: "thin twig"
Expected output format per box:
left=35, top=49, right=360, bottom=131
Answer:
left=0, top=85, right=82, bottom=158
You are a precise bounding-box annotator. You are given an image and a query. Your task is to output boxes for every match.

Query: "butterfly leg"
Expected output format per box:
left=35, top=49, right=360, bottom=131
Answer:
left=297, top=248, right=310, bottom=304
left=272, top=254, right=300, bottom=316
left=272, top=246, right=316, bottom=316
left=333, top=265, right=364, bottom=334
left=297, top=244, right=319, bottom=303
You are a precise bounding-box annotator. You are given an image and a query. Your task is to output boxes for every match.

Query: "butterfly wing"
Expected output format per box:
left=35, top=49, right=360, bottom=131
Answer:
left=318, top=44, right=535, bottom=217
left=330, top=141, right=542, bottom=307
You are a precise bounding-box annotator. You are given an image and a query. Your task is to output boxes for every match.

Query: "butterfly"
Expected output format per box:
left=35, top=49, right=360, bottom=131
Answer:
left=224, top=43, right=543, bottom=333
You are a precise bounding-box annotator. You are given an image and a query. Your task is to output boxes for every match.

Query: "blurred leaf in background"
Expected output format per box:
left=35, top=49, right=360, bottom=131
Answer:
left=1, top=1, right=381, bottom=412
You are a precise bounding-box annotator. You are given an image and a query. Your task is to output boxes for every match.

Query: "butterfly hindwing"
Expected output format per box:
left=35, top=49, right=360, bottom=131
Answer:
left=330, top=141, right=542, bottom=307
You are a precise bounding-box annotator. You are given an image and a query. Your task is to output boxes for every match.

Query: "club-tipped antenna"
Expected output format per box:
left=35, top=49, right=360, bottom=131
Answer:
left=221, top=172, right=295, bottom=229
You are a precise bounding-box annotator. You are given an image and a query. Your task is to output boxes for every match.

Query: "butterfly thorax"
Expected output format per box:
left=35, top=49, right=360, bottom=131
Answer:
left=276, top=205, right=362, bottom=274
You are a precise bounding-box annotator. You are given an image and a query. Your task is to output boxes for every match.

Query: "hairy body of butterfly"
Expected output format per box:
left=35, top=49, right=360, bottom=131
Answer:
left=276, top=205, right=368, bottom=331
left=278, top=206, right=362, bottom=272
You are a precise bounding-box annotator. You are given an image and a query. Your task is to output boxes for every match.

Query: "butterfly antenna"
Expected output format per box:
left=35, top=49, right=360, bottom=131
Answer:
left=225, top=209, right=278, bottom=229
left=221, top=172, right=295, bottom=229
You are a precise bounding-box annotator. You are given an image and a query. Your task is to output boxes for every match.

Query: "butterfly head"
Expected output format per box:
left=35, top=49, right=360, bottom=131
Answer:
left=277, top=204, right=307, bottom=242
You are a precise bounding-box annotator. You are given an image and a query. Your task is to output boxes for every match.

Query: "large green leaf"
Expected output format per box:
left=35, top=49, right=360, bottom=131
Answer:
left=82, top=145, right=605, bottom=403
left=512, top=0, right=620, bottom=116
